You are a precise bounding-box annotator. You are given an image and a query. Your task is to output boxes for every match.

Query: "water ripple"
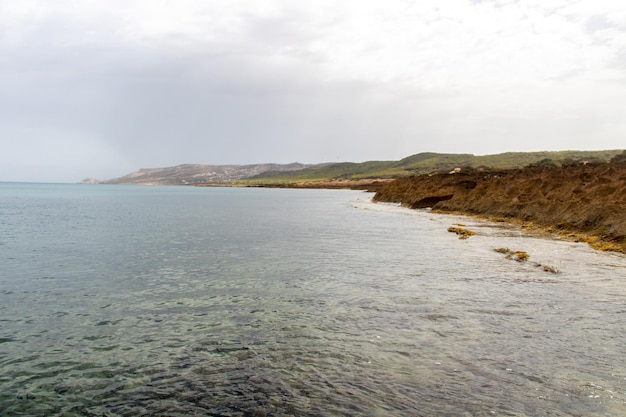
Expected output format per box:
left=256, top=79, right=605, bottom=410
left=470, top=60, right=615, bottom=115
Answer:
left=1, top=186, right=626, bottom=416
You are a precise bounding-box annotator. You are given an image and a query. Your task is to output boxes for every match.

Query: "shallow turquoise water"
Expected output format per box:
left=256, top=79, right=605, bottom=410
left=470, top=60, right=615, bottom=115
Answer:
left=1, top=183, right=625, bottom=416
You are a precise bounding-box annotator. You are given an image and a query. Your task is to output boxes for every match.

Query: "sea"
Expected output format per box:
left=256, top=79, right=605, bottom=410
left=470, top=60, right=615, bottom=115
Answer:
left=1, top=182, right=625, bottom=417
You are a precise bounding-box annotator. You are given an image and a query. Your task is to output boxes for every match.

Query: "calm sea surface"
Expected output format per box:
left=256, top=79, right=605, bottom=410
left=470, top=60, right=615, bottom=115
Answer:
left=1, top=183, right=625, bottom=416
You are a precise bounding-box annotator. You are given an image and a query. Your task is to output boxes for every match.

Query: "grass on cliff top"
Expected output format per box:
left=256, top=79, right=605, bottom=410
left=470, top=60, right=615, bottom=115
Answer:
left=237, top=150, right=624, bottom=185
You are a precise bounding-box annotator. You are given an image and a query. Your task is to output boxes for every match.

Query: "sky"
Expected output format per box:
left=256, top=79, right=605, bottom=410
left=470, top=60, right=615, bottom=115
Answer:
left=1, top=0, right=626, bottom=182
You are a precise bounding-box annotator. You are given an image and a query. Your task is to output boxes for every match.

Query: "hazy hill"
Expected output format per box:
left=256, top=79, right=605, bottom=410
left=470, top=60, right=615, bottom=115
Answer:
left=90, top=150, right=624, bottom=185
left=95, top=163, right=310, bottom=185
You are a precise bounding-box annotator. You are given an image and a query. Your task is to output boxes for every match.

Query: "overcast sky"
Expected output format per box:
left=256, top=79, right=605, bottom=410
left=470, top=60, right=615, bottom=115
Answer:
left=1, top=0, right=626, bottom=182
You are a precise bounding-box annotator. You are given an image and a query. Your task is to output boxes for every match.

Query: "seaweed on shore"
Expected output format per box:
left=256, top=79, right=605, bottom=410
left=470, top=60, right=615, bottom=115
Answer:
left=448, top=226, right=477, bottom=239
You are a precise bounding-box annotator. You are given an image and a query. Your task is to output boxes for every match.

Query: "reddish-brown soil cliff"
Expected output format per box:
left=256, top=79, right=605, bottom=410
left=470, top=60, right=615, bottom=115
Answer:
left=374, top=158, right=626, bottom=253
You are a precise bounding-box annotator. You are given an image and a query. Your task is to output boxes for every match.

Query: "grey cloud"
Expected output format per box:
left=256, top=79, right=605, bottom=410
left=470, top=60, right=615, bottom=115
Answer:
left=0, top=41, right=401, bottom=169
left=585, top=14, right=626, bottom=34
left=0, top=6, right=417, bottom=169
left=3, top=2, right=626, bottom=182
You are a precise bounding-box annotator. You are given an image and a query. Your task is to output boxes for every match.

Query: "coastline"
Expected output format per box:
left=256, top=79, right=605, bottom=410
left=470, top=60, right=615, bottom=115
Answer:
left=373, top=160, right=626, bottom=253
left=211, top=178, right=395, bottom=192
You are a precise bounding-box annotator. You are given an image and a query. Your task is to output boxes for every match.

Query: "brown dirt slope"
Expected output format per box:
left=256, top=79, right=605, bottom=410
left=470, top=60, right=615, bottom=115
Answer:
left=373, top=156, right=626, bottom=252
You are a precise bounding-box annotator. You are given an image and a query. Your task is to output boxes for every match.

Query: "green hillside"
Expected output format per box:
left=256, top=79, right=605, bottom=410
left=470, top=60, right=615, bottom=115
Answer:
left=238, top=150, right=624, bottom=185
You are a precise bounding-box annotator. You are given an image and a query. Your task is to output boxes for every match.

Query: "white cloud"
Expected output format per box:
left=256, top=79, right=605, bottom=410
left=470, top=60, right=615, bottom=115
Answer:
left=1, top=0, right=626, bottom=181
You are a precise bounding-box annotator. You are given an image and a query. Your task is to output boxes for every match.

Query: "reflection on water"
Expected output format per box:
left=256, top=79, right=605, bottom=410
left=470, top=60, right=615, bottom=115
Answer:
left=1, top=184, right=625, bottom=416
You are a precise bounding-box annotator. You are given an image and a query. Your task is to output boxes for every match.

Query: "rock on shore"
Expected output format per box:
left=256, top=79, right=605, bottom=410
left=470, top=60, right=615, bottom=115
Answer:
left=373, top=155, right=626, bottom=252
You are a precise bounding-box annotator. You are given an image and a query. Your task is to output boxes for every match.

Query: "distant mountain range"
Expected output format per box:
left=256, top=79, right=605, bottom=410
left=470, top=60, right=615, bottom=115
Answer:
left=84, top=163, right=312, bottom=185
left=83, top=150, right=624, bottom=186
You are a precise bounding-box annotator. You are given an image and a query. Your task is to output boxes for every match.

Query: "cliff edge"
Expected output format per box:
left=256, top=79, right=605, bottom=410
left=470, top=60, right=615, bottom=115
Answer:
left=373, top=152, right=626, bottom=253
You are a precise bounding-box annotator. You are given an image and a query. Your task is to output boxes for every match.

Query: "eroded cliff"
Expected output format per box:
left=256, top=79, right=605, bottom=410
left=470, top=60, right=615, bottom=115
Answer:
left=374, top=155, right=626, bottom=252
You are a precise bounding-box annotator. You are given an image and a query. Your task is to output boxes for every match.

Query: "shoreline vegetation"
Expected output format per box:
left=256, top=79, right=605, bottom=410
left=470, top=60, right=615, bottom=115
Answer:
left=373, top=151, right=626, bottom=253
